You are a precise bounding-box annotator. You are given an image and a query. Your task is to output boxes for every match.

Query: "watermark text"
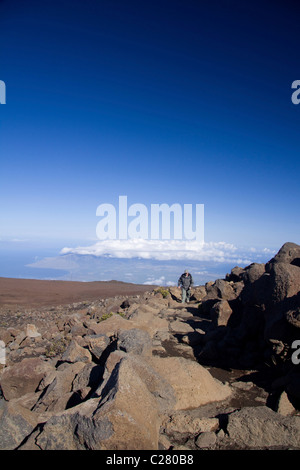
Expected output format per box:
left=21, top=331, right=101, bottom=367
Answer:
left=291, top=80, right=300, bottom=105
left=0, top=80, right=6, bottom=104
left=96, top=196, right=204, bottom=242
left=0, top=340, right=5, bottom=365
left=291, top=340, right=300, bottom=365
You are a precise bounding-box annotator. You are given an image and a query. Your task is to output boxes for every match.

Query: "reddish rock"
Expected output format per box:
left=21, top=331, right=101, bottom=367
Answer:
left=0, top=357, right=52, bottom=400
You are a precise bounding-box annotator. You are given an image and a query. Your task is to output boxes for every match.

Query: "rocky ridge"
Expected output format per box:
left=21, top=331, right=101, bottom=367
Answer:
left=0, top=242, right=299, bottom=450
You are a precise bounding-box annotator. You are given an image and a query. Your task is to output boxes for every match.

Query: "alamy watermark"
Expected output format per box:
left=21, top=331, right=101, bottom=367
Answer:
left=291, top=80, right=300, bottom=105
left=291, top=340, right=300, bottom=365
left=96, top=196, right=204, bottom=242
left=0, top=341, right=5, bottom=366
left=0, top=80, right=6, bottom=104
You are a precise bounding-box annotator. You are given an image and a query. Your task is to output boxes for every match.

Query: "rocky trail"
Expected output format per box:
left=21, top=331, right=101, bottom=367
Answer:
left=0, top=242, right=300, bottom=450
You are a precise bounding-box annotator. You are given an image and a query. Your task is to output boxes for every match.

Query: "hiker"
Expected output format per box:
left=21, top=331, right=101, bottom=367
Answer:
left=178, top=269, right=194, bottom=303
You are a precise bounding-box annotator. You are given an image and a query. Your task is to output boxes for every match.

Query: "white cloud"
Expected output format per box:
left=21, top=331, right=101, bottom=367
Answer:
left=143, top=275, right=166, bottom=286
left=60, top=239, right=255, bottom=264
left=143, top=275, right=176, bottom=286
left=263, top=247, right=276, bottom=254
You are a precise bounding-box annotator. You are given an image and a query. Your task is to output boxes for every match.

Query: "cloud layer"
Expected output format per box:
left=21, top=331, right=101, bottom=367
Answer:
left=23, top=239, right=278, bottom=285
left=60, top=239, right=273, bottom=265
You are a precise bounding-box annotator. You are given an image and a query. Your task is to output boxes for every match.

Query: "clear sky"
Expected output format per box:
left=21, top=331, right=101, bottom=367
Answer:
left=0, top=0, right=300, bottom=282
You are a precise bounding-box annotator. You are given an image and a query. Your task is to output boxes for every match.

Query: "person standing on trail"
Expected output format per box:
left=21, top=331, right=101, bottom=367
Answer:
left=177, top=269, right=194, bottom=303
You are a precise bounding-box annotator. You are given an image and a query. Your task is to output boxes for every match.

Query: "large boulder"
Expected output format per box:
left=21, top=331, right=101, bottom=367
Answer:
left=146, top=356, right=231, bottom=410
left=208, top=243, right=300, bottom=367
left=169, top=320, right=195, bottom=334
left=227, top=406, right=300, bottom=449
left=85, top=314, right=135, bottom=337
left=240, top=263, right=266, bottom=284
left=0, top=400, right=39, bottom=450
left=91, top=357, right=160, bottom=449
left=34, top=398, right=102, bottom=450
left=0, top=357, right=53, bottom=400
left=268, top=262, right=300, bottom=305
left=129, top=307, right=169, bottom=338
left=33, top=362, right=86, bottom=413
left=191, top=286, right=207, bottom=302
left=168, top=287, right=182, bottom=302
left=240, top=272, right=270, bottom=307
left=239, top=263, right=270, bottom=308
left=34, top=356, right=167, bottom=450
left=210, top=300, right=233, bottom=327
left=61, top=340, right=92, bottom=364
left=117, top=328, right=152, bottom=356
left=204, top=279, right=236, bottom=302
left=263, top=262, right=300, bottom=343
left=162, top=411, right=218, bottom=443
left=99, top=353, right=176, bottom=414
left=263, top=242, right=300, bottom=333
left=266, top=242, right=300, bottom=268
left=226, top=266, right=245, bottom=282
left=71, top=363, right=104, bottom=400
left=86, top=334, right=110, bottom=361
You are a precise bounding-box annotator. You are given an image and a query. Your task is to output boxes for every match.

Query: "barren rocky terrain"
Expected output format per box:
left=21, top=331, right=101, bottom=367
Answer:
left=0, top=242, right=299, bottom=450
left=0, top=277, right=154, bottom=309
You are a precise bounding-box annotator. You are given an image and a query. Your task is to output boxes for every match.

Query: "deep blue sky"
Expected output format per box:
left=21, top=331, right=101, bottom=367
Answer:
left=1, top=0, right=300, bottom=258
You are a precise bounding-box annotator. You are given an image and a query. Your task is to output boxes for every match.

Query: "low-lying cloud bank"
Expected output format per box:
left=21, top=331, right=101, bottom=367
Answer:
left=60, top=239, right=275, bottom=265
left=25, top=239, right=277, bottom=285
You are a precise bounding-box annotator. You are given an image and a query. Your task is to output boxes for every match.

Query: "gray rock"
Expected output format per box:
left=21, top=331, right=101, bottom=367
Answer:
left=169, top=320, right=195, bottom=334
left=275, top=391, right=296, bottom=416
left=240, top=272, right=271, bottom=306
left=117, top=328, right=152, bottom=356
left=266, top=242, right=300, bottom=269
left=191, top=286, right=206, bottom=301
left=241, top=263, right=266, bottom=284
left=163, top=411, right=218, bottom=442
left=0, top=357, right=53, bottom=400
left=61, top=340, right=92, bottom=364
left=35, top=399, right=105, bottom=450
left=25, top=324, right=41, bottom=338
left=33, top=362, right=86, bottom=413
left=195, top=431, right=217, bottom=449
left=210, top=300, right=233, bottom=327
left=226, top=266, right=245, bottom=282
left=227, top=406, right=300, bottom=449
left=99, top=354, right=176, bottom=414
left=36, top=356, right=165, bottom=450
left=205, top=279, right=236, bottom=301
left=269, top=262, right=300, bottom=305
left=86, top=334, right=110, bottom=360
left=0, top=400, right=38, bottom=450
left=72, top=363, right=104, bottom=399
